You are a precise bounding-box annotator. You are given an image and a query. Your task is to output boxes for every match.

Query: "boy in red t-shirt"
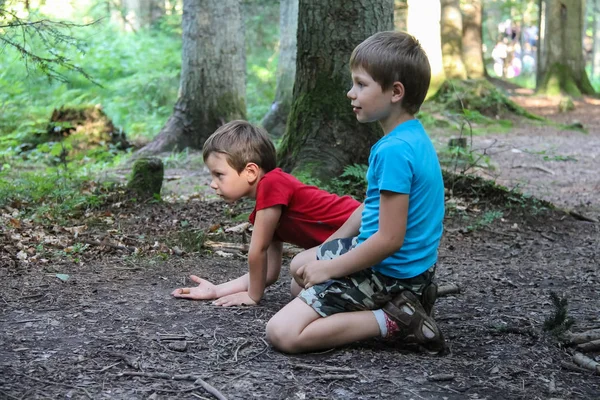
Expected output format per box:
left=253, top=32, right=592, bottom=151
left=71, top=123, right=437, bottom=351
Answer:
left=172, top=120, right=360, bottom=306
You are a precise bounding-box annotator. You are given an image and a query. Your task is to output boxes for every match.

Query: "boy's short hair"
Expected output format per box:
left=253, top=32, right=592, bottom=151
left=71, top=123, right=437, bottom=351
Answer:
left=350, top=31, right=431, bottom=115
left=203, top=120, right=277, bottom=173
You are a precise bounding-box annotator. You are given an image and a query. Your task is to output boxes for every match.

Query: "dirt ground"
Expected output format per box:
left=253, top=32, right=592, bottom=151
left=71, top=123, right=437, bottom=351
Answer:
left=1, top=91, right=599, bottom=399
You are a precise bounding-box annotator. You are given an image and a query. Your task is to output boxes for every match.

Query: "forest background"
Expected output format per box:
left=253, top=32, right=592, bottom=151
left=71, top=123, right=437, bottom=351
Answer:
left=1, top=0, right=599, bottom=205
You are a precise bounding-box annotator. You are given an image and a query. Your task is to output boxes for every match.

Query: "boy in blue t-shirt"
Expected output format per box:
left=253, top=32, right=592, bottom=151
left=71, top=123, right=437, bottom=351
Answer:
left=266, top=31, right=446, bottom=354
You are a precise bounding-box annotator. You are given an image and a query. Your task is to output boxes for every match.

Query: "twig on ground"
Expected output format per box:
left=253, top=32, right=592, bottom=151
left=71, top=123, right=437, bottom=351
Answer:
left=93, top=361, right=121, bottom=373
left=204, top=240, right=301, bottom=257
left=81, top=239, right=135, bottom=253
left=560, top=361, right=590, bottom=374
left=291, top=363, right=354, bottom=373
left=512, top=164, right=555, bottom=175
left=119, top=371, right=227, bottom=400
left=308, top=374, right=357, bottom=380
left=566, top=329, right=600, bottom=344
left=437, top=284, right=460, bottom=297
left=576, top=339, right=600, bottom=353
left=106, top=352, right=140, bottom=369
left=568, top=211, right=598, bottom=223
left=572, top=352, right=600, bottom=374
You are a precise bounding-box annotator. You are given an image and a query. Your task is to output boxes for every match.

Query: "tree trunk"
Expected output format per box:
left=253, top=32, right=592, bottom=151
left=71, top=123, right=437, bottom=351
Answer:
left=277, top=0, right=393, bottom=181
left=536, top=0, right=595, bottom=96
left=139, top=0, right=246, bottom=154
left=122, top=0, right=165, bottom=30
left=407, top=0, right=446, bottom=92
left=593, top=0, right=600, bottom=80
left=440, top=0, right=467, bottom=79
left=260, top=0, right=298, bottom=138
left=461, top=0, right=485, bottom=78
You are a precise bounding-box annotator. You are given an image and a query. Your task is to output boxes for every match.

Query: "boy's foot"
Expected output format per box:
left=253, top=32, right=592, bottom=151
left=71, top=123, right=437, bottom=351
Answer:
left=382, top=290, right=446, bottom=355
left=420, top=282, right=437, bottom=316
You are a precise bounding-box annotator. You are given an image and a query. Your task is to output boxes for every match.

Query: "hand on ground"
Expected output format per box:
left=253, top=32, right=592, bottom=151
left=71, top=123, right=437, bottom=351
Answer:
left=171, top=275, right=217, bottom=300
left=297, top=260, right=331, bottom=288
left=212, top=291, right=258, bottom=307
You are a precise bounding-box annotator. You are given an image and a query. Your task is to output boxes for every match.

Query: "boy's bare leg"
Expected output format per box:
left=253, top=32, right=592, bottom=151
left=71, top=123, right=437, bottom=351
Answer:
left=266, top=298, right=379, bottom=353
left=290, top=278, right=303, bottom=297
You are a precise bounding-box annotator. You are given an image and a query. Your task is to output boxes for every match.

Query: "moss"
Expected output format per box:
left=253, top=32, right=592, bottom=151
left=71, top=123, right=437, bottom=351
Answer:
left=538, top=63, right=588, bottom=97
left=278, top=73, right=359, bottom=174
left=127, top=157, right=164, bottom=200
left=431, top=79, right=543, bottom=121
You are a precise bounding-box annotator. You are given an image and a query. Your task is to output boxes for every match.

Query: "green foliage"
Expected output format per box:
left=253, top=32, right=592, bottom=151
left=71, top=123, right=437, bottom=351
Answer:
left=167, top=227, right=206, bottom=253
left=466, top=210, right=504, bottom=232
left=0, top=23, right=182, bottom=143
left=525, top=149, right=578, bottom=163
left=0, top=165, right=116, bottom=223
left=1, top=2, right=281, bottom=144
left=543, top=292, right=575, bottom=338
left=295, top=163, right=368, bottom=201
left=244, top=0, right=279, bottom=123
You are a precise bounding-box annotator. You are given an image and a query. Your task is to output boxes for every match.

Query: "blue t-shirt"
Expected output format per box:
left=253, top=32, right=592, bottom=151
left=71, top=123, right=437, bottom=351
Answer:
left=357, top=119, right=444, bottom=279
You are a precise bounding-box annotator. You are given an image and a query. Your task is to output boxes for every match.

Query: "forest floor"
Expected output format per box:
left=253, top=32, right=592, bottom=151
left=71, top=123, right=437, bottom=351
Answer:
left=1, top=90, right=599, bottom=399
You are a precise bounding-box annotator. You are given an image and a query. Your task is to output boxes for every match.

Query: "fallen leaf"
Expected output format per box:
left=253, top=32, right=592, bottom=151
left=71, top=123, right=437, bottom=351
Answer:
left=55, top=274, right=70, bottom=282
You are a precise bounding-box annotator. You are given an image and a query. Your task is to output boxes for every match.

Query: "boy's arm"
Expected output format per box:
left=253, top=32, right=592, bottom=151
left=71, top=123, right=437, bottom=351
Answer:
left=266, top=240, right=283, bottom=285
left=326, top=203, right=364, bottom=241
left=298, top=192, right=407, bottom=287
left=212, top=206, right=282, bottom=306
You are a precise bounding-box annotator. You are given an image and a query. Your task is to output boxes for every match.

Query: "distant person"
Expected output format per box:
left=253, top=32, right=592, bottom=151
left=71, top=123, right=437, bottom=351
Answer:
left=266, top=31, right=446, bottom=355
left=171, top=120, right=360, bottom=306
left=492, top=38, right=509, bottom=77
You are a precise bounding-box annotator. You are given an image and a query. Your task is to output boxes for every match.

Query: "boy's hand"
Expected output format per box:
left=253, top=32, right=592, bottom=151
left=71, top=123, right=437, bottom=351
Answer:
left=171, top=275, right=217, bottom=300
left=212, top=292, right=257, bottom=307
left=297, top=260, right=331, bottom=288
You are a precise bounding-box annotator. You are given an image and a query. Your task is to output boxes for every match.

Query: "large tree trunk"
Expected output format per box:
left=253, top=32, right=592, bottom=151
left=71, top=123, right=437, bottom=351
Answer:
left=407, top=0, right=446, bottom=92
left=440, top=0, right=467, bottom=79
left=139, top=0, right=246, bottom=154
left=536, top=0, right=595, bottom=96
left=260, top=0, right=298, bottom=138
left=461, top=0, right=485, bottom=78
left=277, top=0, right=393, bottom=181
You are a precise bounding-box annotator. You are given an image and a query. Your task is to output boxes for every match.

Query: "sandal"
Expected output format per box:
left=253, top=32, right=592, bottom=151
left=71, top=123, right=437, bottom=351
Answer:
left=382, top=290, right=446, bottom=354
left=420, top=282, right=438, bottom=317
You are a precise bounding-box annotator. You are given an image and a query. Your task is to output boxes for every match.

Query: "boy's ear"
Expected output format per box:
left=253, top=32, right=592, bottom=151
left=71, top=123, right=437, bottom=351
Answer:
left=391, top=81, right=405, bottom=104
left=244, top=162, right=261, bottom=184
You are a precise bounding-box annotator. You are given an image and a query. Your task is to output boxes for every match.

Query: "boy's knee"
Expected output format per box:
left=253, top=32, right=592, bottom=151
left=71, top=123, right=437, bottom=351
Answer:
left=289, top=255, right=302, bottom=276
left=266, top=318, right=302, bottom=354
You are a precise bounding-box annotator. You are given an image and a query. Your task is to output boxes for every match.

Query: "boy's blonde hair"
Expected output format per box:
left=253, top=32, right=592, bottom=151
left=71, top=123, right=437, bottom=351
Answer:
left=350, top=31, right=431, bottom=115
left=203, top=120, right=277, bottom=173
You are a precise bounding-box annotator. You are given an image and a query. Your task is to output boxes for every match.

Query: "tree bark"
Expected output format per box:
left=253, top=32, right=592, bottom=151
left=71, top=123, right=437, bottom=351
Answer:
left=461, top=0, right=485, bottom=78
left=407, top=0, right=446, bottom=92
left=138, top=0, right=246, bottom=154
left=260, top=0, right=298, bottom=138
left=536, top=0, right=596, bottom=96
left=440, top=0, right=467, bottom=79
left=277, top=0, right=393, bottom=181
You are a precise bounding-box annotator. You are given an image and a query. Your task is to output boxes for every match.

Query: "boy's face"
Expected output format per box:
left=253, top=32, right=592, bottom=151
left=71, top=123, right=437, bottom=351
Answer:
left=205, top=152, right=253, bottom=203
left=347, top=68, right=395, bottom=124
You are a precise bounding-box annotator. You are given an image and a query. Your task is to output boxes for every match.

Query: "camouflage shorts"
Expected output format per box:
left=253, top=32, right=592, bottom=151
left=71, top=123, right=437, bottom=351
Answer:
left=298, top=237, right=435, bottom=317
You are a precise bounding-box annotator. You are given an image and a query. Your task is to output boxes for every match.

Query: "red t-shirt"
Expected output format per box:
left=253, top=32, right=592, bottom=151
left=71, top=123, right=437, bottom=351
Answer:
left=248, top=169, right=361, bottom=249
